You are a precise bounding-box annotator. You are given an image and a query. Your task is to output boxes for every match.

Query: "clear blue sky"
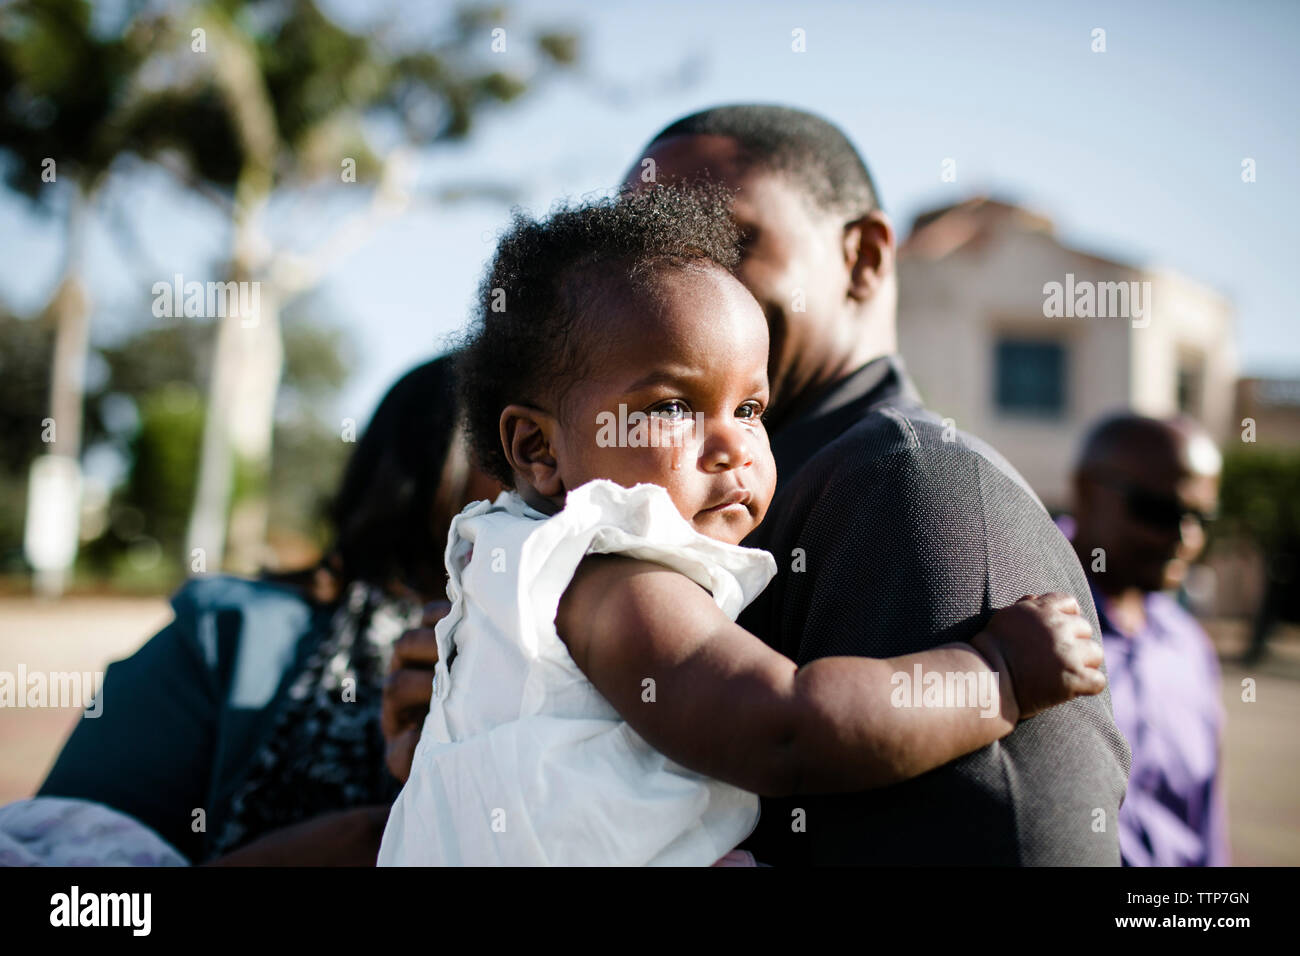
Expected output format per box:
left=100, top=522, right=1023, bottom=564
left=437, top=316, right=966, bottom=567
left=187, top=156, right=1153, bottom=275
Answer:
left=3, top=0, right=1297, bottom=429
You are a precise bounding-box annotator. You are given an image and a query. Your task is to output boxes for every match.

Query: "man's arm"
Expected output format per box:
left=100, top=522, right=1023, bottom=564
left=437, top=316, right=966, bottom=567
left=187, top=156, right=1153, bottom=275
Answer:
left=742, top=432, right=1130, bottom=863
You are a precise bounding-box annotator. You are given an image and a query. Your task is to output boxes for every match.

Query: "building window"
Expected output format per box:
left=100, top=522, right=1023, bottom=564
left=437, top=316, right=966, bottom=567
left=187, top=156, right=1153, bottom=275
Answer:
left=1177, top=354, right=1204, bottom=417
left=994, top=338, right=1067, bottom=417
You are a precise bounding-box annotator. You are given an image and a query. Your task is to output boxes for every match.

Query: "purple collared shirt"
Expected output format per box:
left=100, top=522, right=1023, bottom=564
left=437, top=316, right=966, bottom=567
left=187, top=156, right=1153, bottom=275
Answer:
left=1091, top=581, right=1229, bottom=866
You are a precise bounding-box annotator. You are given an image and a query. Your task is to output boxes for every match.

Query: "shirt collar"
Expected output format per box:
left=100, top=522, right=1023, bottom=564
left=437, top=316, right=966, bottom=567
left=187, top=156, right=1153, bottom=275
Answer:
left=1088, top=576, right=1166, bottom=643
left=769, top=354, right=923, bottom=481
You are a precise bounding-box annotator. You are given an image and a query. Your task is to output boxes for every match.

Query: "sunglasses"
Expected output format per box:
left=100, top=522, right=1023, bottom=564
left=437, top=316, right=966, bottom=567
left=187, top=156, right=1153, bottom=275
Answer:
left=1094, top=476, right=1217, bottom=532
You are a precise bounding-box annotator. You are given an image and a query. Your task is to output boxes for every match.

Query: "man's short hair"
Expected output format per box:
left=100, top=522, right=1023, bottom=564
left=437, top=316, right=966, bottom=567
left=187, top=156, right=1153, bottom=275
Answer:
left=647, top=104, right=881, bottom=220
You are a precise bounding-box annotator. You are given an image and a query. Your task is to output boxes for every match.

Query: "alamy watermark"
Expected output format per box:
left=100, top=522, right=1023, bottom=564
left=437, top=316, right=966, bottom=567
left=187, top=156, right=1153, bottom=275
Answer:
left=152, top=273, right=261, bottom=326
left=596, top=404, right=704, bottom=448
left=50, top=886, right=150, bottom=936
left=0, top=665, right=103, bottom=717
left=1042, top=273, right=1151, bottom=328
left=890, top=664, right=1000, bottom=718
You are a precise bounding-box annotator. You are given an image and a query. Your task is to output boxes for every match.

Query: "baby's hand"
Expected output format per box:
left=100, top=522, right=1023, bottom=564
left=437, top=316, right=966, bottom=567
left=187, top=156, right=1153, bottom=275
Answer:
left=971, top=594, right=1106, bottom=720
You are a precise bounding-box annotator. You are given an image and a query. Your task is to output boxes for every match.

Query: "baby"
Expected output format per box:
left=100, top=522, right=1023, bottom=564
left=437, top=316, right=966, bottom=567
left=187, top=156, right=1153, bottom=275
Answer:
left=378, top=184, right=1104, bottom=866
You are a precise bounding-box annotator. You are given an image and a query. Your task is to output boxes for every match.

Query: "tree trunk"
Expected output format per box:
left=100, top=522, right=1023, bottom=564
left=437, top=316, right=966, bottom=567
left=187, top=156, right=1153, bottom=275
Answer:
left=184, top=12, right=283, bottom=576
left=184, top=214, right=283, bottom=576
left=26, top=184, right=91, bottom=596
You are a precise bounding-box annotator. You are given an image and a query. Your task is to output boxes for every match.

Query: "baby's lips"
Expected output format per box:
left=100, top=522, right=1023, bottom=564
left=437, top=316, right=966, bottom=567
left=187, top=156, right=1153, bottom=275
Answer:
left=701, top=486, right=752, bottom=512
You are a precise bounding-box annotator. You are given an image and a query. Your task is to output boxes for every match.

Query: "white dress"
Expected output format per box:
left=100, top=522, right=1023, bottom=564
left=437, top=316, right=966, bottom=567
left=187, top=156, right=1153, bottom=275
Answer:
left=378, top=479, right=777, bottom=866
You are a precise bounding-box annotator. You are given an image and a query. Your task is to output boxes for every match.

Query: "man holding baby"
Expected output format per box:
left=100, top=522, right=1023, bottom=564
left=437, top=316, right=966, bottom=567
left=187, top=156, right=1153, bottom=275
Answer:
left=385, top=104, right=1130, bottom=866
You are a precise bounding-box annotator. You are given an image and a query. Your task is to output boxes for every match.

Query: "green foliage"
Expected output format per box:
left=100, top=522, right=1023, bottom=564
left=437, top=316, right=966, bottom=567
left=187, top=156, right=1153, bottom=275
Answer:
left=0, top=0, right=580, bottom=195
left=536, top=31, right=579, bottom=66
left=0, top=0, right=580, bottom=587
left=95, top=318, right=214, bottom=403
left=0, top=470, right=30, bottom=574
left=0, top=0, right=143, bottom=195
left=0, top=309, right=54, bottom=473
left=264, top=307, right=356, bottom=553
left=280, top=313, right=350, bottom=396
left=1218, top=448, right=1300, bottom=552
left=0, top=310, right=54, bottom=573
left=95, top=310, right=354, bottom=563
left=75, top=380, right=204, bottom=590
left=268, top=412, right=348, bottom=553
left=121, top=383, right=206, bottom=557
left=0, top=302, right=356, bottom=584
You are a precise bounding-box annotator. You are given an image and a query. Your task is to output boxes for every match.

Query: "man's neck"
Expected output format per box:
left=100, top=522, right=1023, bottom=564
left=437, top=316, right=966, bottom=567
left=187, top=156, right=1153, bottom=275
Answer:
left=1089, top=573, right=1149, bottom=635
left=1074, top=540, right=1150, bottom=635
left=770, top=304, right=897, bottom=430
left=770, top=348, right=890, bottom=432
left=1102, top=587, right=1148, bottom=636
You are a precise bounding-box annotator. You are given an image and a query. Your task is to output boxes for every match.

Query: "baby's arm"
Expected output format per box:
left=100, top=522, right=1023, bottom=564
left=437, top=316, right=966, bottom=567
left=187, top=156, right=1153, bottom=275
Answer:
left=555, top=555, right=1103, bottom=797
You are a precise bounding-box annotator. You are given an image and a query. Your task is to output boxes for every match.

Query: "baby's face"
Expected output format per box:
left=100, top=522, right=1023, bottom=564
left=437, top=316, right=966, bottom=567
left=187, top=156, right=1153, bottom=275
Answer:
left=553, top=264, right=776, bottom=545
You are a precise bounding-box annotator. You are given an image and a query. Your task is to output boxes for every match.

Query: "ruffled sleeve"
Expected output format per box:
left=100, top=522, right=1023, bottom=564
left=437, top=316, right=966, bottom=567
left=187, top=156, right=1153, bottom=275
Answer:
left=522, top=477, right=775, bottom=622
left=382, top=479, right=774, bottom=866
left=509, top=479, right=777, bottom=716
left=428, top=479, right=776, bottom=713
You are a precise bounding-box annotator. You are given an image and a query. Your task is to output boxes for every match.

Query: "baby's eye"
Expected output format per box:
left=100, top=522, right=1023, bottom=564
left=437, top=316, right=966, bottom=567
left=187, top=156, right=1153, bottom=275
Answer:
left=649, top=400, right=691, bottom=421
left=736, top=401, right=764, bottom=421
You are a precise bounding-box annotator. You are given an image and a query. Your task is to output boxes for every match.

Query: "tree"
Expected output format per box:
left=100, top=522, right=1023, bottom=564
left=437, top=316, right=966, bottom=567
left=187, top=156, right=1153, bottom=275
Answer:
left=0, top=309, right=54, bottom=571
left=74, top=302, right=356, bottom=591
left=0, top=0, right=578, bottom=582
left=0, top=0, right=150, bottom=591
left=1218, top=448, right=1300, bottom=660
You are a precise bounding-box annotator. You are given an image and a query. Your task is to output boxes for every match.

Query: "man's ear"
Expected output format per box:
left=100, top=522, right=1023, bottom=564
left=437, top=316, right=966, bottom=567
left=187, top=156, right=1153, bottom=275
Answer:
left=500, top=404, right=565, bottom=499
left=843, top=209, right=896, bottom=303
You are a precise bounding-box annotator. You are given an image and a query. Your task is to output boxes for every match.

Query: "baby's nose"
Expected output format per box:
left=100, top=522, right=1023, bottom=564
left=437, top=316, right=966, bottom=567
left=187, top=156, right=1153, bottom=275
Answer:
left=701, top=420, right=753, bottom=471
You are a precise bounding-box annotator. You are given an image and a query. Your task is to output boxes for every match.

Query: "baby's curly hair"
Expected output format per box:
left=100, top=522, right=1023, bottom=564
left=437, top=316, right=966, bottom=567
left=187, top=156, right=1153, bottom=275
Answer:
left=456, top=183, right=742, bottom=486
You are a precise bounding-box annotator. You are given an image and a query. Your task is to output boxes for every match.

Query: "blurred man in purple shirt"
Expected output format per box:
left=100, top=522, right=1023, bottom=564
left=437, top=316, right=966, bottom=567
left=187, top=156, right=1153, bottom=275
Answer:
left=1067, top=414, right=1228, bottom=866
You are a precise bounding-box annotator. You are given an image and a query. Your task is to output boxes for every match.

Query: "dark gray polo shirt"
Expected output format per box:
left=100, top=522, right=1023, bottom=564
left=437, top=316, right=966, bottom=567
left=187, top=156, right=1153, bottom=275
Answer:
left=739, top=356, right=1131, bottom=865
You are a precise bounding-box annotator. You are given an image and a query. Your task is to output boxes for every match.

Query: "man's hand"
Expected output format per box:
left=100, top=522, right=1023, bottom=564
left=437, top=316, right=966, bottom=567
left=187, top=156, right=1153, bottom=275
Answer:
left=971, top=593, right=1106, bottom=720
left=382, top=602, right=449, bottom=784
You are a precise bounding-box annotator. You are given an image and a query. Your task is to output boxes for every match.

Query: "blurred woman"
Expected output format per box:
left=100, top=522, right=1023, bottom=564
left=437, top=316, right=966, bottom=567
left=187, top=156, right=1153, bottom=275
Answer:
left=31, top=354, right=499, bottom=864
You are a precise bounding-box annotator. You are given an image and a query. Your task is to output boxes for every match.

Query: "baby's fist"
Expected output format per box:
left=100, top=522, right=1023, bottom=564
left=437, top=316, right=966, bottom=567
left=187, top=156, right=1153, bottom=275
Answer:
left=974, top=594, right=1106, bottom=720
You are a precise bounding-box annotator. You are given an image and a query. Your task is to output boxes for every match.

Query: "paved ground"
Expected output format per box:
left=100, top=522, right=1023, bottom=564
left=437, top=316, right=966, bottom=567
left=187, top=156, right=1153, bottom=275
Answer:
left=1202, top=618, right=1300, bottom=865
left=1, top=596, right=1297, bottom=864
left=0, top=596, right=174, bottom=803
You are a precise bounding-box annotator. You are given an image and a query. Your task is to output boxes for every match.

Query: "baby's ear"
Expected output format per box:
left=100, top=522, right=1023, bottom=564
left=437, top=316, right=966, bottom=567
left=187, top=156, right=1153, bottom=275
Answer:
left=500, top=404, right=564, bottom=499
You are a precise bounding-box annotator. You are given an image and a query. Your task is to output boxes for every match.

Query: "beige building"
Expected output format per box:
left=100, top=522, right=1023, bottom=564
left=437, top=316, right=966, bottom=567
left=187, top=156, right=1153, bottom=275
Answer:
left=897, top=197, right=1238, bottom=511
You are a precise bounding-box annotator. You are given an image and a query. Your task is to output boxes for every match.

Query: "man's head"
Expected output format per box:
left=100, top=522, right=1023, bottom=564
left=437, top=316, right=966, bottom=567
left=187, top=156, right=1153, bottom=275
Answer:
left=1071, top=413, right=1222, bottom=594
left=457, top=183, right=775, bottom=546
left=623, top=105, right=898, bottom=424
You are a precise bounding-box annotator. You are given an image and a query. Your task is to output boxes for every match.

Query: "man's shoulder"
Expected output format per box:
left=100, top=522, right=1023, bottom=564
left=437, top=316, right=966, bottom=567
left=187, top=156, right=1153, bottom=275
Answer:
left=780, top=400, right=1045, bottom=515
left=751, top=397, right=1093, bottom=645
